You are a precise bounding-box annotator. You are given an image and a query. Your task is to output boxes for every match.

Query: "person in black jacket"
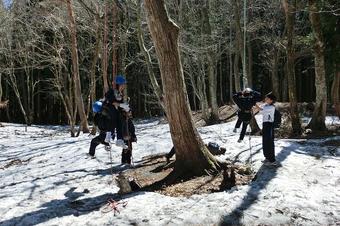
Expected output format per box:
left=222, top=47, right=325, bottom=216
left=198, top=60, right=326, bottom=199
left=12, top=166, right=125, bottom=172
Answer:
left=233, top=88, right=262, bottom=142
left=121, top=110, right=137, bottom=164
left=88, top=75, right=130, bottom=157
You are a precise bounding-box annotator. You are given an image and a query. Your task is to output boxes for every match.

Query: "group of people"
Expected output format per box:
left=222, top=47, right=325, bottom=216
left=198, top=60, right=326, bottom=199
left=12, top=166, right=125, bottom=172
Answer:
left=88, top=75, right=137, bottom=165
left=233, top=88, right=278, bottom=166
left=88, top=75, right=278, bottom=167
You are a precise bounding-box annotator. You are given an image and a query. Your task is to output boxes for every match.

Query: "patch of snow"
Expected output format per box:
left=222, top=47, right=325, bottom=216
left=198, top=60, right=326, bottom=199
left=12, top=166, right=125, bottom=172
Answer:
left=0, top=117, right=339, bottom=225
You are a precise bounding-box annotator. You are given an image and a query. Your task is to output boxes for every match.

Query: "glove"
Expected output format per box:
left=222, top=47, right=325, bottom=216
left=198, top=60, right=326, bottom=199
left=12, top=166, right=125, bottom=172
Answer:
left=120, top=103, right=130, bottom=112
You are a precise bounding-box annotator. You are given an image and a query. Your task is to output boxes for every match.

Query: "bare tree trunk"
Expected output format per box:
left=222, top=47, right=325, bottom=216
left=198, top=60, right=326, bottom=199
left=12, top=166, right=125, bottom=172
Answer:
left=229, top=20, right=234, bottom=102
left=0, top=73, right=2, bottom=101
left=8, top=73, right=29, bottom=125
left=112, top=2, right=118, bottom=79
left=66, top=0, right=89, bottom=133
left=144, top=0, right=219, bottom=175
left=87, top=19, right=100, bottom=116
left=234, top=52, right=241, bottom=92
left=331, top=70, right=340, bottom=118
left=136, top=0, right=165, bottom=111
left=307, top=0, right=327, bottom=131
left=102, top=0, right=109, bottom=93
left=201, top=2, right=219, bottom=122
left=198, top=71, right=210, bottom=122
left=271, top=50, right=280, bottom=100
left=282, top=0, right=301, bottom=135
left=207, top=54, right=219, bottom=122
left=247, top=40, right=253, bottom=87
left=229, top=53, right=233, bottom=102
left=232, top=0, right=249, bottom=88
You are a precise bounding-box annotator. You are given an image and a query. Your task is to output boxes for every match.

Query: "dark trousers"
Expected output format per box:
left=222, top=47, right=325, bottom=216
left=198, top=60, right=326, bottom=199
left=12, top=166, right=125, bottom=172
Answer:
left=121, top=140, right=132, bottom=164
left=262, top=122, right=275, bottom=162
left=166, top=147, right=176, bottom=159
left=89, top=132, right=109, bottom=156
left=115, top=110, right=123, bottom=140
left=235, top=119, right=249, bottom=141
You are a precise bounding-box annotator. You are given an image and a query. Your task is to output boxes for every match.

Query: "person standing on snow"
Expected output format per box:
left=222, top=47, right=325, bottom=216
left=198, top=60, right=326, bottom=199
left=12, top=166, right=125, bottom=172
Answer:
left=121, top=109, right=137, bottom=164
left=88, top=75, right=130, bottom=158
left=232, top=88, right=262, bottom=142
left=253, top=92, right=278, bottom=166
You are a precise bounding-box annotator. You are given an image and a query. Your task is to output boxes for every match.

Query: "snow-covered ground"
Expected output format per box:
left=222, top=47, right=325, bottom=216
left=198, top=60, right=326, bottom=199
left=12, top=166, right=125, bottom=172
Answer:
left=0, top=117, right=339, bottom=226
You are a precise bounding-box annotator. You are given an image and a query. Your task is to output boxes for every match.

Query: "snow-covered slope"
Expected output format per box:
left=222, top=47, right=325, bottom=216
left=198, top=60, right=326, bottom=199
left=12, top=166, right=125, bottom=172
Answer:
left=0, top=117, right=339, bottom=226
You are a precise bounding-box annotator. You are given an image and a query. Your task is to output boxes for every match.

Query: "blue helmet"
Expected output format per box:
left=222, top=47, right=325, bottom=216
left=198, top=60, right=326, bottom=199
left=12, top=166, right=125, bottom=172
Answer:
left=115, top=75, right=126, bottom=85
left=92, top=101, right=103, bottom=113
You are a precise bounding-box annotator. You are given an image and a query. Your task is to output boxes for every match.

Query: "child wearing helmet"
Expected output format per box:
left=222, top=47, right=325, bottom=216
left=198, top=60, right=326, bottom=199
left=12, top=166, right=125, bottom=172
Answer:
left=88, top=75, right=130, bottom=157
left=103, top=75, right=130, bottom=146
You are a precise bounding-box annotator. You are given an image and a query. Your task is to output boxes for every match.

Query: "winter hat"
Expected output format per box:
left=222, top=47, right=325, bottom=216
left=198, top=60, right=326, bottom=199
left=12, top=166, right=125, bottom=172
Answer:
left=115, top=75, right=126, bottom=85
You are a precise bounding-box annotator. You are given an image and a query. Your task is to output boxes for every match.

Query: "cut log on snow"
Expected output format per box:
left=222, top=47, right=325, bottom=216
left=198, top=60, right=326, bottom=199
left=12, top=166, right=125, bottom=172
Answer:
left=116, top=173, right=141, bottom=195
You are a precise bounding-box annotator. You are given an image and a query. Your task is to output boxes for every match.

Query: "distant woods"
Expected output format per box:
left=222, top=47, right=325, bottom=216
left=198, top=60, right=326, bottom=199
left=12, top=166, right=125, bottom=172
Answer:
left=0, top=0, right=339, bottom=130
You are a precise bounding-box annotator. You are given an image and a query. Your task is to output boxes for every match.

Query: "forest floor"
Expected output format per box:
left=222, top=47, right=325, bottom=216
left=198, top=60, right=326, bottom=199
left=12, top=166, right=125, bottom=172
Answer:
left=0, top=115, right=339, bottom=226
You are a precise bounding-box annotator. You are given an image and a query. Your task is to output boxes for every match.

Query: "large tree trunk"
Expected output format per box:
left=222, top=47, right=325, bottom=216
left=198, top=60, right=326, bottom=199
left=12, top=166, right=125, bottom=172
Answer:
left=282, top=0, right=301, bottom=135
left=66, top=0, right=89, bottom=133
left=307, top=0, right=327, bottom=131
left=332, top=70, right=340, bottom=118
left=144, top=0, right=219, bottom=175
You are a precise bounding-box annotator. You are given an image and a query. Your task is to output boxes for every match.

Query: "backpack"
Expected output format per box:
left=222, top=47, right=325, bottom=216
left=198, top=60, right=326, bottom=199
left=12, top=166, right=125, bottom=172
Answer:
left=93, top=104, right=113, bottom=132
left=273, top=109, right=282, bottom=128
left=93, top=113, right=103, bottom=131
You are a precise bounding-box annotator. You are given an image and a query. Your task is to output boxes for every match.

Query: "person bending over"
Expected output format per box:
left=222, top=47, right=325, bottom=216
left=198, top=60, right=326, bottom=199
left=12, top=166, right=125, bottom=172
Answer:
left=233, top=88, right=262, bottom=142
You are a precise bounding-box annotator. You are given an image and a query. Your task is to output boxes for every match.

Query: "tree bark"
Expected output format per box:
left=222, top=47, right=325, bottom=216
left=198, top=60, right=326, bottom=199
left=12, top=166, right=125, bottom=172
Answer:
left=112, top=2, right=118, bottom=80
left=201, top=2, right=219, bottom=122
left=66, top=0, right=89, bottom=133
left=331, top=70, right=340, bottom=118
left=232, top=0, right=249, bottom=88
left=282, top=0, right=301, bottom=135
left=307, top=0, right=327, bottom=131
left=144, top=0, right=219, bottom=175
left=102, top=0, right=109, bottom=93
left=271, top=49, right=280, bottom=100
left=234, top=51, right=241, bottom=92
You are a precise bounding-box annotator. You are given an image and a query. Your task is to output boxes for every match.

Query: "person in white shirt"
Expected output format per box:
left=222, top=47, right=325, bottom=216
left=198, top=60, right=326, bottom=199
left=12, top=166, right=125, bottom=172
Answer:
left=254, top=92, right=277, bottom=166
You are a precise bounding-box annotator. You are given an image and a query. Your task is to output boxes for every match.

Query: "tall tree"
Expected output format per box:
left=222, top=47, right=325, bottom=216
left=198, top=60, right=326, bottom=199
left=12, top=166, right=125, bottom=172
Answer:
left=282, top=0, right=301, bottom=135
left=66, top=0, right=89, bottom=133
left=307, top=0, right=327, bottom=131
left=332, top=70, right=340, bottom=118
left=102, top=0, right=109, bottom=93
left=201, top=1, right=219, bottom=122
left=143, top=0, right=219, bottom=175
left=231, top=0, right=251, bottom=89
left=136, top=0, right=165, bottom=111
